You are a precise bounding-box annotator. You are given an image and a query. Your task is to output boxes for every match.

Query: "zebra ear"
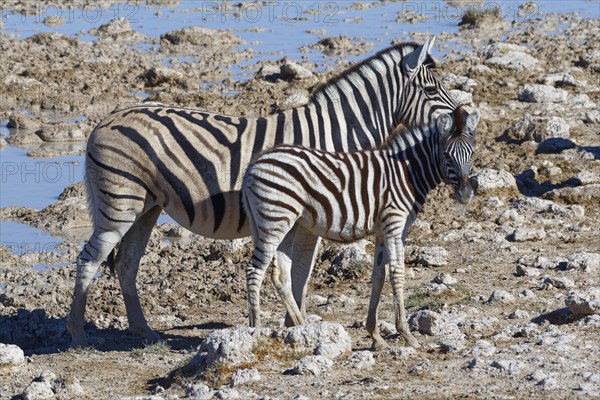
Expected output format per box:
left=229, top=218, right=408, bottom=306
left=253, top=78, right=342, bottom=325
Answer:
left=403, top=38, right=433, bottom=75
left=436, top=113, right=453, bottom=136
left=466, top=110, right=481, bottom=134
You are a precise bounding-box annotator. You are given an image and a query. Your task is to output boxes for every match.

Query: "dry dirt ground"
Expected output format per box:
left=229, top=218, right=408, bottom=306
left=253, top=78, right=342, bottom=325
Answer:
left=1, top=3, right=599, bottom=400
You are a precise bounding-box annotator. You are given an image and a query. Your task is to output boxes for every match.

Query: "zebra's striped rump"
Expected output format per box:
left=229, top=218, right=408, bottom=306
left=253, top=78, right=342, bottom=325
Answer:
left=242, top=108, right=479, bottom=346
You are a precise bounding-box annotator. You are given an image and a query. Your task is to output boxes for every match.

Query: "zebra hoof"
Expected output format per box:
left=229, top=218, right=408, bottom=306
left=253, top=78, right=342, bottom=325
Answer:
left=131, top=326, right=161, bottom=343
left=371, top=338, right=388, bottom=351
left=405, top=336, right=421, bottom=349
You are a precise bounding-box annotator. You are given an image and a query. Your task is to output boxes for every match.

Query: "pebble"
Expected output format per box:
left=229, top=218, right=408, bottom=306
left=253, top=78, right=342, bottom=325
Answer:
left=349, top=351, right=375, bottom=369
left=291, top=355, right=333, bottom=376
left=0, top=343, right=25, bottom=366
left=438, top=332, right=466, bottom=354
left=528, top=369, right=547, bottom=381
left=432, top=273, right=457, bottom=286
left=518, top=84, right=569, bottom=103
left=508, top=309, right=530, bottom=319
left=472, top=169, right=517, bottom=194
left=22, top=371, right=58, bottom=400
left=491, top=359, right=525, bottom=373
left=565, top=288, right=600, bottom=315
left=511, top=227, right=546, bottom=242
left=487, top=290, right=514, bottom=303
left=566, top=252, right=600, bottom=272
left=448, top=89, right=473, bottom=105
left=214, top=388, right=240, bottom=399
left=541, top=276, right=575, bottom=290
left=537, top=377, right=559, bottom=390
left=496, top=209, right=525, bottom=226
left=198, top=327, right=272, bottom=367
left=378, top=321, right=396, bottom=336
left=387, top=346, right=417, bottom=359
left=281, top=60, right=314, bottom=80
left=408, top=310, right=451, bottom=336
left=284, top=322, right=352, bottom=360
left=486, top=51, right=540, bottom=71
left=465, top=340, right=496, bottom=357
left=229, top=368, right=261, bottom=387
left=542, top=116, right=570, bottom=139
left=515, top=264, right=541, bottom=277
left=328, top=240, right=373, bottom=278
left=411, top=246, right=448, bottom=267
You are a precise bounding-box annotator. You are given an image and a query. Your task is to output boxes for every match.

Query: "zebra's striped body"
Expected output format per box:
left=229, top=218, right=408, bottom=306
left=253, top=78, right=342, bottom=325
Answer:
left=242, top=109, right=479, bottom=348
left=68, top=38, right=460, bottom=347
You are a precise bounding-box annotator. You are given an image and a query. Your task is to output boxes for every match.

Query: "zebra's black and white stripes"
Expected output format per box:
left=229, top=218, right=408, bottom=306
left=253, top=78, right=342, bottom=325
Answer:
left=68, top=38, right=459, bottom=347
left=242, top=108, right=480, bottom=348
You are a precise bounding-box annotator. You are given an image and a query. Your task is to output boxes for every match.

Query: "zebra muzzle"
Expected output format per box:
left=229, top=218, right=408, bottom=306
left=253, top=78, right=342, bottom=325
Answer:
left=456, top=176, right=475, bottom=205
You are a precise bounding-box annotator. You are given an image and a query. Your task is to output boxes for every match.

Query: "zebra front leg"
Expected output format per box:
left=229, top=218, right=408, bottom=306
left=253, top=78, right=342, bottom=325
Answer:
left=114, top=206, right=162, bottom=342
left=385, top=234, right=420, bottom=348
left=68, top=230, right=123, bottom=348
left=286, top=229, right=320, bottom=327
left=366, top=234, right=389, bottom=350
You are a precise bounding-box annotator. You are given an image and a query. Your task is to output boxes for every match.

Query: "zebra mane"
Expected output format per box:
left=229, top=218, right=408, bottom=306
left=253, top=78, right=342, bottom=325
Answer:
left=382, top=122, right=437, bottom=155
left=309, top=42, right=436, bottom=103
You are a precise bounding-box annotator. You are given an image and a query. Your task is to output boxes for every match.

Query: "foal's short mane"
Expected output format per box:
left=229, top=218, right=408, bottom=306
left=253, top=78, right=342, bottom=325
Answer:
left=309, top=42, right=436, bottom=102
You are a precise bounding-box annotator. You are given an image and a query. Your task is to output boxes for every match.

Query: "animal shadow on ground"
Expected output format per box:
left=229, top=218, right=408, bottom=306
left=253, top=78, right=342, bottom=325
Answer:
left=0, top=307, right=230, bottom=355
left=531, top=307, right=587, bottom=326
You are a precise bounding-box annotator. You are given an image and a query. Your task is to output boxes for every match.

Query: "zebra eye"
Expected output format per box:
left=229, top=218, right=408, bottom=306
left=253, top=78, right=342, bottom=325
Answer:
left=424, top=86, right=437, bottom=95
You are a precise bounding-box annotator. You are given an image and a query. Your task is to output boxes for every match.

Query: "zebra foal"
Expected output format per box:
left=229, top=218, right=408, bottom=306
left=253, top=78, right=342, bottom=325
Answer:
left=242, top=108, right=479, bottom=348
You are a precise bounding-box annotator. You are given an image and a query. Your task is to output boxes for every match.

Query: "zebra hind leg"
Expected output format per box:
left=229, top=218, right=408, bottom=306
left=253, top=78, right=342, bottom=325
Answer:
left=68, top=229, right=124, bottom=348
left=272, top=224, right=305, bottom=326
left=113, top=206, right=162, bottom=342
left=246, top=242, right=277, bottom=327
left=284, top=228, right=320, bottom=327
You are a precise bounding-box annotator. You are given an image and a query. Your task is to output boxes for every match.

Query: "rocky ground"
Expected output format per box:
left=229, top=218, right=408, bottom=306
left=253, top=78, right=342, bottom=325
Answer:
left=1, top=2, right=599, bottom=399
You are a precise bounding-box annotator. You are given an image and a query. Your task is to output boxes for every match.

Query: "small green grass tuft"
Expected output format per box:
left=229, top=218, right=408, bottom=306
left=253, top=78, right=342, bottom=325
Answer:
left=131, top=340, right=171, bottom=359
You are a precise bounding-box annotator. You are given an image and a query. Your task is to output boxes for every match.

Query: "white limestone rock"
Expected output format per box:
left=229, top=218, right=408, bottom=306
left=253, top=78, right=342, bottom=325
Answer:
left=291, top=355, right=333, bottom=376
left=199, top=327, right=272, bottom=367
left=229, top=368, right=261, bottom=387
left=0, top=343, right=25, bottom=366
left=22, top=371, right=59, bottom=400
left=449, top=89, right=473, bottom=105
left=488, top=290, right=514, bottom=303
left=479, top=43, right=540, bottom=71
left=281, top=60, right=314, bottom=80
left=472, top=169, right=517, bottom=194
left=511, top=227, right=546, bottom=242
left=566, top=288, right=600, bottom=315
left=349, top=351, right=375, bottom=369
left=491, top=359, right=525, bottom=373
left=518, top=84, right=569, bottom=103
left=411, top=246, right=448, bottom=267
left=284, top=322, right=351, bottom=360
left=486, top=51, right=540, bottom=71
left=565, top=252, right=600, bottom=272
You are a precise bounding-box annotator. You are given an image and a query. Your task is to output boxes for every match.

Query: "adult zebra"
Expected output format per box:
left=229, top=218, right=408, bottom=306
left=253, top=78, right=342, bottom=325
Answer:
left=242, top=108, right=480, bottom=348
left=68, top=38, right=459, bottom=347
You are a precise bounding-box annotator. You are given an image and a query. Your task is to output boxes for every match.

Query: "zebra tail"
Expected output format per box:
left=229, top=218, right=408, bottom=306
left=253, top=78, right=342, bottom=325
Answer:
left=241, top=170, right=259, bottom=243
